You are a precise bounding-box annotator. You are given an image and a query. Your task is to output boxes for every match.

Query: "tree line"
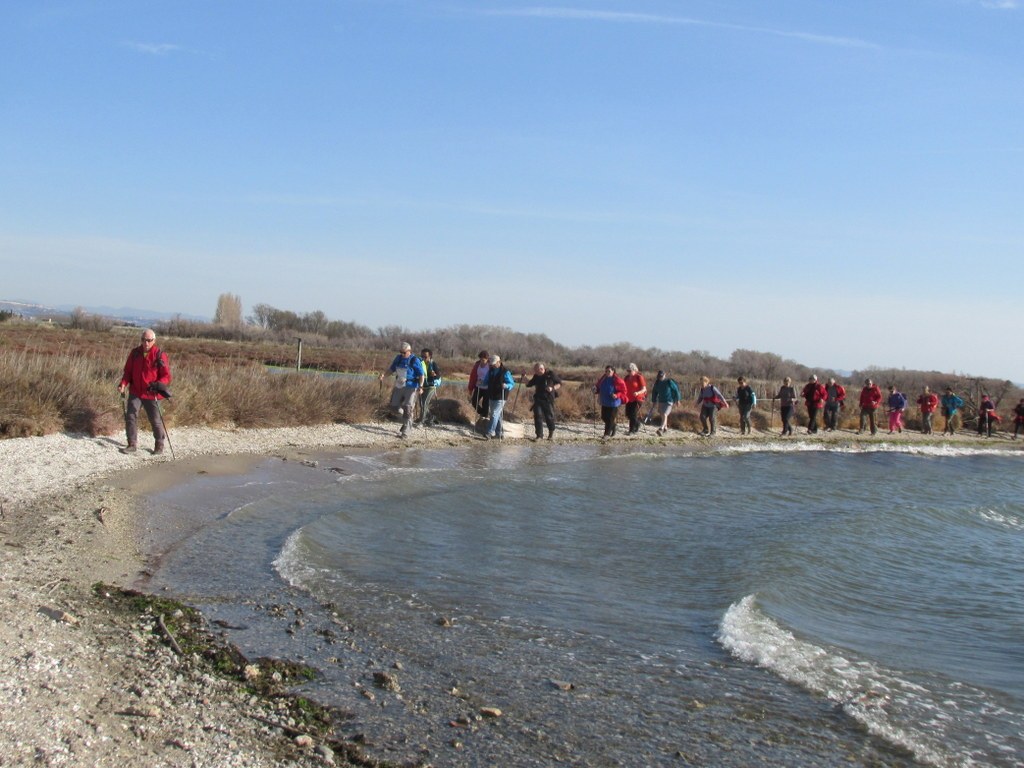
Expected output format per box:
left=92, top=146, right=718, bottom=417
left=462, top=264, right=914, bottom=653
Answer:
left=153, top=296, right=1019, bottom=409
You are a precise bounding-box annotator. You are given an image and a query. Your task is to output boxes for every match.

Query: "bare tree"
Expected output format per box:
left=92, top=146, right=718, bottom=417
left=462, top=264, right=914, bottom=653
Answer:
left=248, top=302, right=274, bottom=329
left=214, top=293, right=244, bottom=329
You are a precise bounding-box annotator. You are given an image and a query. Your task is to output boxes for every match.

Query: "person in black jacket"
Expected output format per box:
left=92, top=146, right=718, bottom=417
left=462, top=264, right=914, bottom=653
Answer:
left=525, top=362, right=562, bottom=440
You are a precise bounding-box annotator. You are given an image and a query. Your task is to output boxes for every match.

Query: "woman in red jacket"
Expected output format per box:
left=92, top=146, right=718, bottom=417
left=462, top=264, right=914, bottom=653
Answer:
left=623, top=363, right=648, bottom=435
left=118, top=329, right=172, bottom=454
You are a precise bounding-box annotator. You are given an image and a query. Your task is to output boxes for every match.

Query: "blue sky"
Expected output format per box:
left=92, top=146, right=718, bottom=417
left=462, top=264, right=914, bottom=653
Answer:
left=2, top=1, right=1022, bottom=380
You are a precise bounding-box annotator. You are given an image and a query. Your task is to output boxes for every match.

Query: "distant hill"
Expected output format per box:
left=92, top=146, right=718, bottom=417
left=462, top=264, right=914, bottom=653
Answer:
left=0, top=299, right=208, bottom=325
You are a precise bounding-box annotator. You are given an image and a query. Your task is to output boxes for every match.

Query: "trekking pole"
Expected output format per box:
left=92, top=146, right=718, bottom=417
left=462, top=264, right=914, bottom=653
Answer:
left=154, top=400, right=175, bottom=459
left=510, top=373, right=525, bottom=417
left=148, top=383, right=175, bottom=460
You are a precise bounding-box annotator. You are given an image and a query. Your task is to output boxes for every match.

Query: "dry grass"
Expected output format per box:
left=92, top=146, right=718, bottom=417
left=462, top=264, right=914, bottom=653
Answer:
left=0, top=324, right=1008, bottom=439
left=0, top=328, right=392, bottom=438
left=0, top=349, right=123, bottom=437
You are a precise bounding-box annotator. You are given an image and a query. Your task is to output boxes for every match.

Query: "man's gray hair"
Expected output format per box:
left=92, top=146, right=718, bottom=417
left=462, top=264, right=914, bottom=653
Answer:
left=400, top=342, right=412, bottom=352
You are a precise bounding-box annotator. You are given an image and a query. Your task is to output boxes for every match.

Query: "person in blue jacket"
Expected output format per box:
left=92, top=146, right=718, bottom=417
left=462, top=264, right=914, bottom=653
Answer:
left=380, top=342, right=423, bottom=439
left=940, top=387, right=964, bottom=436
left=649, top=370, right=681, bottom=437
left=887, top=385, right=908, bottom=434
left=594, top=366, right=628, bottom=438
left=481, top=354, right=515, bottom=440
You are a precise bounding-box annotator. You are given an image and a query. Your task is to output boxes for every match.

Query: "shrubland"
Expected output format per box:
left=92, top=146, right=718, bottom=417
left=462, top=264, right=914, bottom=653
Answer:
left=0, top=316, right=1017, bottom=439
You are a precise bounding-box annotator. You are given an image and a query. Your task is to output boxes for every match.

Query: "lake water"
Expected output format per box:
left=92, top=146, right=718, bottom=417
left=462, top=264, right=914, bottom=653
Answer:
left=142, top=441, right=1024, bottom=767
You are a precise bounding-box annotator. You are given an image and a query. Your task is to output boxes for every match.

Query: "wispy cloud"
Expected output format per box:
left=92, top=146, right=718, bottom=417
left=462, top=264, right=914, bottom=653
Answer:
left=479, top=7, right=881, bottom=50
left=123, top=41, right=182, bottom=56
left=980, top=0, right=1018, bottom=8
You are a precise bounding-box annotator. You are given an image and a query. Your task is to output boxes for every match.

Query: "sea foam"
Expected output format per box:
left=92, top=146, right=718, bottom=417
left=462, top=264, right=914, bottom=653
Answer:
left=717, top=594, right=1019, bottom=768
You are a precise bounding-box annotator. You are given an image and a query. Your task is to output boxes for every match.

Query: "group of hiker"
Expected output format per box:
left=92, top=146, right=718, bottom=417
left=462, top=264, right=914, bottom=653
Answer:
left=116, top=334, right=1024, bottom=453
left=694, top=373, right=1023, bottom=440
left=381, top=343, right=1024, bottom=441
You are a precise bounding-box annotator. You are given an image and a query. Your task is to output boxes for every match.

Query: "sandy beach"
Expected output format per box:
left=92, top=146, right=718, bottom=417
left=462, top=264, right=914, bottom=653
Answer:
left=1, top=418, right=1019, bottom=767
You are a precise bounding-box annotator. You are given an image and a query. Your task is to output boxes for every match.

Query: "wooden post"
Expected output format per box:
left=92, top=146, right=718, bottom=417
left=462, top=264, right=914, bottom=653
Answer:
left=296, top=337, right=303, bottom=371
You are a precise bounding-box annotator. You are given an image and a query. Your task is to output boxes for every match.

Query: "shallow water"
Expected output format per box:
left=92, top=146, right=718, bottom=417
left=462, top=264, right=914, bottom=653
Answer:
left=143, top=442, right=1024, bottom=767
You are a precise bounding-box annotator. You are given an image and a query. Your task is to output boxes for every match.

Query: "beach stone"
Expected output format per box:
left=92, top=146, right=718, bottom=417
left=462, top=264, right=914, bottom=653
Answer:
left=549, top=679, right=575, bottom=691
left=373, top=671, right=400, bottom=692
left=294, top=733, right=314, bottom=748
left=38, top=606, right=79, bottom=625
left=314, top=744, right=335, bottom=764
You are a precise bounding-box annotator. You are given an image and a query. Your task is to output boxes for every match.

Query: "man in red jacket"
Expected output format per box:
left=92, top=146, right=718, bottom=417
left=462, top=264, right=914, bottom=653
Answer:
left=857, top=378, right=882, bottom=436
left=118, top=329, right=172, bottom=454
left=823, top=377, right=847, bottom=432
left=801, top=375, right=828, bottom=434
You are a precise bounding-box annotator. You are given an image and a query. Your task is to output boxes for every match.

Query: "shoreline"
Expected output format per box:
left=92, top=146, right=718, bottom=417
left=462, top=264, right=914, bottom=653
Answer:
left=1, top=420, right=1020, bottom=766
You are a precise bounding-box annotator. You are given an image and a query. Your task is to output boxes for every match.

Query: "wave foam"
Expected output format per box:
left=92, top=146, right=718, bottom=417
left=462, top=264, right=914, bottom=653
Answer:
left=717, top=595, right=1018, bottom=767
left=712, top=441, right=1024, bottom=459
left=972, top=507, right=1024, bottom=532
left=272, top=528, right=318, bottom=588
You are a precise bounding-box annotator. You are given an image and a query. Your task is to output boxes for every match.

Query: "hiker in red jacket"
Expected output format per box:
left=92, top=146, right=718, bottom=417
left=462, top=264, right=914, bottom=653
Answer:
left=857, top=378, right=882, bottom=436
left=801, top=375, right=828, bottom=434
left=623, top=363, right=648, bottom=435
left=917, top=386, right=939, bottom=435
left=118, top=329, right=171, bottom=454
left=823, top=377, right=846, bottom=432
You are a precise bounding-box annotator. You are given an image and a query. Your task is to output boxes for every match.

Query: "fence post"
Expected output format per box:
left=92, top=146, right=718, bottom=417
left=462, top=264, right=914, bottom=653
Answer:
left=296, top=337, right=303, bottom=371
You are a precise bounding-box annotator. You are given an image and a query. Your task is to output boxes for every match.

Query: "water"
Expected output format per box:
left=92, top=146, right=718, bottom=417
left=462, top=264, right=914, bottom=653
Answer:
left=142, top=442, right=1024, bottom=767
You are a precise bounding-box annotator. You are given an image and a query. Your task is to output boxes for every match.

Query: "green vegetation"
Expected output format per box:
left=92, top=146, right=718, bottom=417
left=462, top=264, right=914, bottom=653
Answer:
left=92, top=583, right=340, bottom=742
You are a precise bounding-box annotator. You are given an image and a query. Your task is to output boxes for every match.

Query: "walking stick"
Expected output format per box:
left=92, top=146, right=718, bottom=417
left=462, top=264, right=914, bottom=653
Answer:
left=510, top=373, right=526, bottom=417
left=148, top=383, right=175, bottom=460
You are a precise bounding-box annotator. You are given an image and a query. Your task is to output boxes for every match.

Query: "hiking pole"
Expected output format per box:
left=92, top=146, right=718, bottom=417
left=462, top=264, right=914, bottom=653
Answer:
left=510, top=373, right=525, bottom=417
left=148, top=383, right=175, bottom=460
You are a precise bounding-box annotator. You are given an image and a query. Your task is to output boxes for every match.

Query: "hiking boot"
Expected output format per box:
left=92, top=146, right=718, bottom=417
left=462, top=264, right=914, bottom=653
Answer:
left=152, top=444, right=164, bottom=455
left=120, top=445, right=137, bottom=455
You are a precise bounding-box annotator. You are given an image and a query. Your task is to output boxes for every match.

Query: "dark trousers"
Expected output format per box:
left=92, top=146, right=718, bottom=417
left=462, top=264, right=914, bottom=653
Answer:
left=601, top=405, right=618, bottom=437
left=806, top=405, right=820, bottom=433
left=860, top=408, right=877, bottom=435
left=626, top=401, right=642, bottom=433
left=472, top=388, right=489, bottom=418
left=533, top=400, right=556, bottom=438
left=739, top=405, right=753, bottom=434
left=780, top=405, right=794, bottom=435
left=824, top=403, right=840, bottom=431
left=700, top=405, right=718, bottom=434
left=125, top=395, right=166, bottom=447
